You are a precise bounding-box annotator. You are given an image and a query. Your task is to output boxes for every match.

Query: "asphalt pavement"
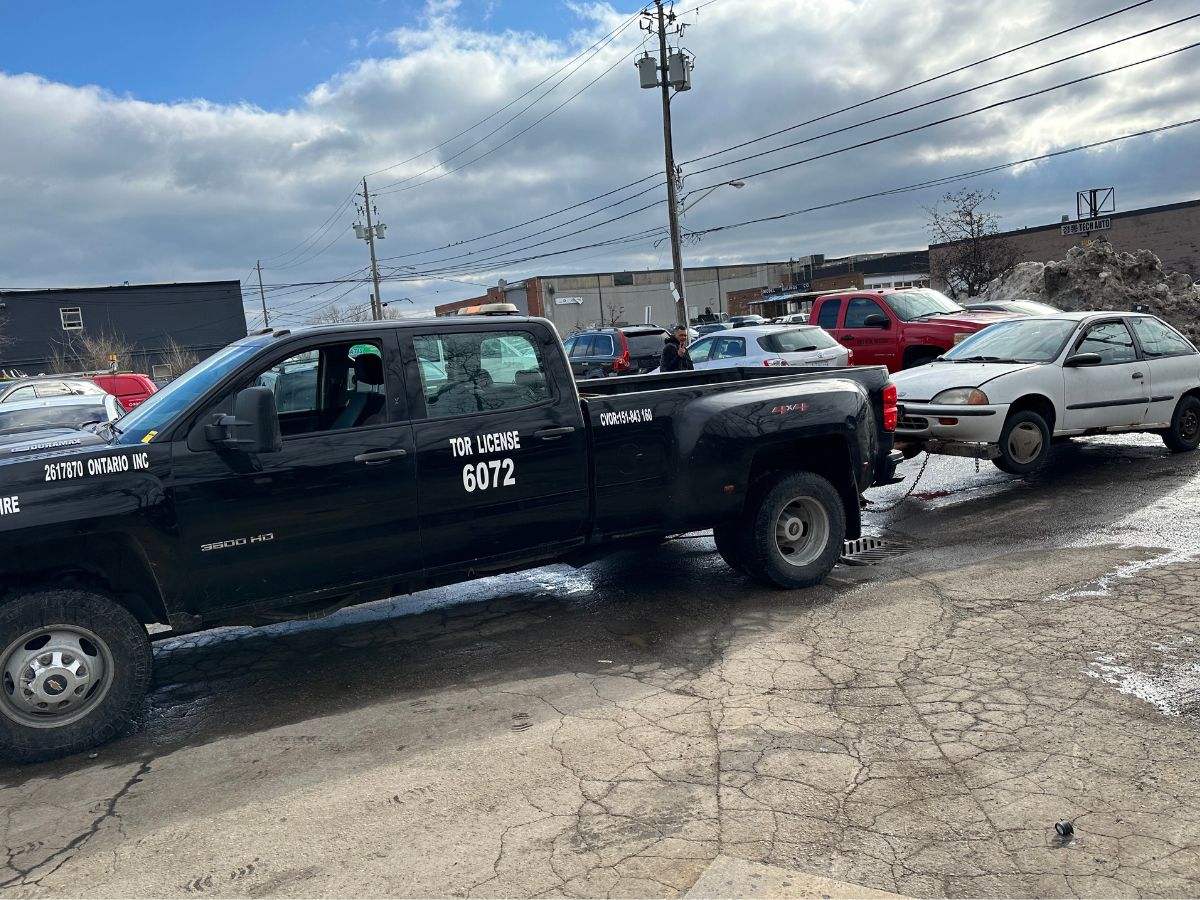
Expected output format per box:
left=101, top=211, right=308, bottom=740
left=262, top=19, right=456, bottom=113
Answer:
left=3, top=433, right=1200, bottom=898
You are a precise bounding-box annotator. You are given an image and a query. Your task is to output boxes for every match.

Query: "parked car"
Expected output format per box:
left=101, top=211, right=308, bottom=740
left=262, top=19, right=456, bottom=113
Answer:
left=684, top=325, right=851, bottom=370
left=963, top=299, right=1061, bottom=316
left=561, top=325, right=670, bottom=377
left=0, top=377, right=106, bottom=404
left=0, top=393, right=124, bottom=432
left=91, top=373, right=158, bottom=411
left=729, top=315, right=767, bottom=328
left=808, top=288, right=1019, bottom=371
left=0, top=314, right=899, bottom=761
left=777, top=313, right=810, bottom=325
left=891, top=312, right=1200, bottom=473
left=695, top=323, right=729, bottom=336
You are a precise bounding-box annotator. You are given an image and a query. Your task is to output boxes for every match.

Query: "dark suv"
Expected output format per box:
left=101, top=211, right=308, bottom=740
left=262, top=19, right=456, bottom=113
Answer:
left=561, top=326, right=670, bottom=377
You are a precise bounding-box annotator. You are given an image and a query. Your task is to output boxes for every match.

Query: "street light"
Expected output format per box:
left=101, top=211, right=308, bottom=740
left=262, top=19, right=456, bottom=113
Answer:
left=677, top=180, right=746, bottom=324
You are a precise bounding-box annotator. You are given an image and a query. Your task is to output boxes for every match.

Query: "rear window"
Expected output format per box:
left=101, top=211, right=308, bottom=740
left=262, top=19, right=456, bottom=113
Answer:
left=757, top=328, right=838, bottom=353
left=0, top=403, right=108, bottom=430
left=625, top=331, right=668, bottom=355
left=816, top=300, right=842, bottom=329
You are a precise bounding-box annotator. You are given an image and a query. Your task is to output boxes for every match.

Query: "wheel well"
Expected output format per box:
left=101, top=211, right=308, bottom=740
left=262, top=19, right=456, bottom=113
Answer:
left=748, top=436, right=861, bottom=539
left=902, top=345, right=943, bottom=368
left=1008, top=393, right=1056, bottom=432
left=0, top=535, right=169, bottom=625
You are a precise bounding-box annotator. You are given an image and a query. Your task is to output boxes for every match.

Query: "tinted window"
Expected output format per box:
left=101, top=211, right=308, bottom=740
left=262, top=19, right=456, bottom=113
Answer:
left=590, top=334, right=616, bottom=357
left=758, top=328, right=838, bottom=353
left=1077, top=322, right=1137, bottom=364
left=688, top=338, right=715, bottom=364
left=1131, top=317, right=1194, bottom=358
left=712, top=337, right=746, bottom=360
left=0, top=403, right=109, bottom=430
left=249, top=342, right=386, bottom=435
left=817, top=300, right=842, bottom=329
left=569, top=335, right=593, bottom=358
left=625, top=332, right=668, bottom=356
left=418, top=331, right=549, bottom=418
left=561, top=336, right=577, bottom=355
left=844, top=298, right=888, bottom=328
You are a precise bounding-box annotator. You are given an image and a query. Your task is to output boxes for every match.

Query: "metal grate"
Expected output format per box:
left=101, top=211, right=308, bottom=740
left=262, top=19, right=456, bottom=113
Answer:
left=840, top=536, right=913, bottom=566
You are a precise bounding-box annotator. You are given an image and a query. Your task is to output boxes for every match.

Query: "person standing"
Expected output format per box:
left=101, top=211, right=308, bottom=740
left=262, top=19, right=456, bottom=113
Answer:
left=660, top=326, right=694, bottom=372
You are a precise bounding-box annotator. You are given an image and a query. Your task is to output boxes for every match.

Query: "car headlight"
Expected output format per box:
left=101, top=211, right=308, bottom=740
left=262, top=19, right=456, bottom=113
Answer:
left=931, top=387, right=989, bottom=405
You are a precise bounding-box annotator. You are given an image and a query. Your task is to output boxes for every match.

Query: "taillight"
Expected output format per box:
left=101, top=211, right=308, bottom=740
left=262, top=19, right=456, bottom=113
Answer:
left=763, top=358, right=789, bottom=367
left=613, top=355, right=630, bottom=371
left=882, top=383, right=898, bottom=432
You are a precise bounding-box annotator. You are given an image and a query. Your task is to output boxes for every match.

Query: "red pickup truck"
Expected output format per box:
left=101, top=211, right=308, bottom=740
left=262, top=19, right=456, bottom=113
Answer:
left=809, top=288, right=1017, bottom=372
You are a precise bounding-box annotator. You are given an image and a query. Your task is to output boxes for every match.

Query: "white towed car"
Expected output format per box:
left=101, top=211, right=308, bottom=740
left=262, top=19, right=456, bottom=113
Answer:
left=682, top=325, right=851, bottom=371
left=891, top=311, right=1200, bottom=473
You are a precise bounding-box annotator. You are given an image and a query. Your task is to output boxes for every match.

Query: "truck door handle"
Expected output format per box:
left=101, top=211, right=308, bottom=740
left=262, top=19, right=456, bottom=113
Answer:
left=354, top=449, right=408, bottom=465
left=1132, top=372, right=1144, bottom=380
left=534, top=426, right=576, bottom=441
left=840, top=335, right=854, bottom=342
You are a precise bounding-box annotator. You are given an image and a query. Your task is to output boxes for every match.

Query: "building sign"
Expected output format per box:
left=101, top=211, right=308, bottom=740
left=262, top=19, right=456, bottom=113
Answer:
left=1061, top=217, right=1111, bottom=236
left=554, top=296, right=584, bottom=305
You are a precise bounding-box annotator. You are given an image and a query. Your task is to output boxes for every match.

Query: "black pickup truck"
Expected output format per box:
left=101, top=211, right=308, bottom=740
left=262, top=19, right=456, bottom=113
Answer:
left=0, top=316, right=897, bottom=761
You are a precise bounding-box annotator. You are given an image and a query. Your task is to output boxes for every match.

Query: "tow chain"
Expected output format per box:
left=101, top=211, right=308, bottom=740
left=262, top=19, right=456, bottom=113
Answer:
left=867, top=452, right=931, bottom=512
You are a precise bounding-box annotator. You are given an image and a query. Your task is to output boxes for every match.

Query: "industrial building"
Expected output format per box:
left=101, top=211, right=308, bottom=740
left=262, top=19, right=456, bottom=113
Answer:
left=0, top=280, right=248, bottom=376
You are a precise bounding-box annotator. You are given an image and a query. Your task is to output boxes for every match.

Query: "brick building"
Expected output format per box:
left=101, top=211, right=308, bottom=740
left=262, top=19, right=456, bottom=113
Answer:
left=929, top=198, right=1200, bottom=292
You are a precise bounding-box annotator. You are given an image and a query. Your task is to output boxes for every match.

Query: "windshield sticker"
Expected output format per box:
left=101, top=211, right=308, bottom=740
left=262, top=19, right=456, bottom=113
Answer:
left=11, top=437, right=83, bottom=454
left=599, top=409, right=653, bottom=426
left=0, top=496, right=19, bottom=516
left=44, top=451, right=151, bottom=482
left=140, top=431, right=158, bottom=444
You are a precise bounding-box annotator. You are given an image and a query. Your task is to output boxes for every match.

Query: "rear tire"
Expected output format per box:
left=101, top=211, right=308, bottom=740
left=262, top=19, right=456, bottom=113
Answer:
left=0, top=589, right=152, bottom=764
left=1162, top=395, right=1200, bottom=452
left=739, top=471, right=846, bottom=589
left=993, top=410, right=1051, bottom=474
left=713, top=524, right=746, bottom=574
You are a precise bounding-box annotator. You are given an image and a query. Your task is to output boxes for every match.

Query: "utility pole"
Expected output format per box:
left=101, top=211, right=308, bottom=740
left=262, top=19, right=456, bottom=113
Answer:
left=255, top=260, right=269, bottom=328
left=639, top=1, right=693, bottom=329
left=357, top=178, right=386, bottom=320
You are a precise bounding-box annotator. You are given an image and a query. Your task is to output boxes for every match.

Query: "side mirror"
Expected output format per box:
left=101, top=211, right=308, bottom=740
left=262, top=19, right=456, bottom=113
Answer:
left=204, top=386, right=282, bottom=453
left=862, top=314, right=890, bottom=328
left=1064, top=352, right=1103, bottom=368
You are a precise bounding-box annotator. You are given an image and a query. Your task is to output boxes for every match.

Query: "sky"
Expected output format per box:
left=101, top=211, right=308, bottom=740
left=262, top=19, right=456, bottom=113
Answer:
left=1, top=0, right=1197, bottom=323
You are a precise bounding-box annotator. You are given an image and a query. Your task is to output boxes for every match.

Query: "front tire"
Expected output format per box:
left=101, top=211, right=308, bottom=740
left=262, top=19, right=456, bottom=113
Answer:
left=1162, top=395, right=1200, bottom=452
left=739, top=471, right=846, bottom=589
left=0, top=589, right=152, bottom=764
left=993, top=410, right=1051, bottom=474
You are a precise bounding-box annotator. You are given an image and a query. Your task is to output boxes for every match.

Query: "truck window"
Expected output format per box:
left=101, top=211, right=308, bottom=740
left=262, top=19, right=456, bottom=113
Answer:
left=250, top=341, right=387, bottom=436
left=844, top=298, right=888, bottom=328
left=417, top=331, right=550, bottom=418
left=816, top=299, right=842, bottom=329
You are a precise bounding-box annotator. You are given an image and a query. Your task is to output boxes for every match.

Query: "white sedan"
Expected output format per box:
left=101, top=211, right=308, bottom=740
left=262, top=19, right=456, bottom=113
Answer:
left=684, top=325, right=851, bottom=370
left=892, top=312, right=1200, bottom=473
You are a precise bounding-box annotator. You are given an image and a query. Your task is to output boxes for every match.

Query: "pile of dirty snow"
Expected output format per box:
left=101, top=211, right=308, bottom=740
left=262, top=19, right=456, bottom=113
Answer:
left=978, top=242, right=1200, bottom=338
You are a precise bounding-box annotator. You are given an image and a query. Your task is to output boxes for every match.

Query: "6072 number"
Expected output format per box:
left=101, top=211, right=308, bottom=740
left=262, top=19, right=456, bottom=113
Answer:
left=463, top=458, right=516, bottom=492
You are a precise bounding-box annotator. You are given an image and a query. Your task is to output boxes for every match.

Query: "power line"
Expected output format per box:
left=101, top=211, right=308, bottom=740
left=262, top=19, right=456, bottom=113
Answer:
left=257, top=189, right=359, bottom=268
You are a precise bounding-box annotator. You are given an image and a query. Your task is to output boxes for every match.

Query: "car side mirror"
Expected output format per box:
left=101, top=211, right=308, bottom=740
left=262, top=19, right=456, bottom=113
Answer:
left=1064, top=352, right=1103, bottom=367
left=204, top=386, right=282, bottom=453
left=862, top=314, right=890, bottom=328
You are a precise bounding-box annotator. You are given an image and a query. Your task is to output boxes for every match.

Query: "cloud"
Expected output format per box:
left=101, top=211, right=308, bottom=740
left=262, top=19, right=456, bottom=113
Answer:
left=0, top=0, right=1197, bottom=324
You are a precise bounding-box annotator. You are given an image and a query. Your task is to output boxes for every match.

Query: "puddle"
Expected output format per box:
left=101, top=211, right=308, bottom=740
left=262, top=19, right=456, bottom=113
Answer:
left=527, top=569, right=594, bottom=595
left=1087, top=642, right=1200, bottom=717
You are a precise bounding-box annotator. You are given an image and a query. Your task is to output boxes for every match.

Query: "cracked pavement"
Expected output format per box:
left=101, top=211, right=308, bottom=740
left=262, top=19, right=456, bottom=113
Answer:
left=3, top=433, right=1200, bottom=897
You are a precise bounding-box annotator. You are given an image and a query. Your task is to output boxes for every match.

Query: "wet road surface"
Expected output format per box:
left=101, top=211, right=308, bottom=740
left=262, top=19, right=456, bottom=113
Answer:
left=3, top=434, right=1200, bottom=897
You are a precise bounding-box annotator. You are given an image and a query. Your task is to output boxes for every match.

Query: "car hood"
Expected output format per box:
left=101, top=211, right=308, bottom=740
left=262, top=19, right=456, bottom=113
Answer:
left=0, top=427, right=108, bottom=461
left=917, top=310, right=1020, bottom=329
left=892, top=361, right=1037, bottom=401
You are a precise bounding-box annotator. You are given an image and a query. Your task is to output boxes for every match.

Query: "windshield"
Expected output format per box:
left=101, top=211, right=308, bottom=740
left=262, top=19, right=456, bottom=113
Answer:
left=883, top=288, right=963, bottom=321
left=759, top=327, right=838, bottom=353
left=113, top=342, right=262, bottom=444
left=941, top=318, right=1078, bottom=363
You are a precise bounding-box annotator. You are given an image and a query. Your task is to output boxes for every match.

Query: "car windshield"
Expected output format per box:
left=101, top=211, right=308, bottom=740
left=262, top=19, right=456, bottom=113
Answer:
left=884, top=289, right=963, bottom=321
left=758, top=327, right=838, bottom=353
left=112, top=342, right=262, bottom=444
left=941, top=318, right=1078, bottom=363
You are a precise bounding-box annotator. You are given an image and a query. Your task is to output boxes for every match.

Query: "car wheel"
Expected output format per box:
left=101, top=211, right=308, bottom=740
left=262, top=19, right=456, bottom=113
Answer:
left=0, top=589, right=152, bottom=764
left=739, top=471, right=845, bottom=589
left=1162, top=395, right=1200, bottom=453
left=993, top=410, right=1051, bottom=474
left=713, top=524, right=745, bottom=573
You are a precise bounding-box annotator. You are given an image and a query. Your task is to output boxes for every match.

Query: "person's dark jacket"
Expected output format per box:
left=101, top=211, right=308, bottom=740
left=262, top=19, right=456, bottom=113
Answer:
left=660, top=336, right=694, bottom=372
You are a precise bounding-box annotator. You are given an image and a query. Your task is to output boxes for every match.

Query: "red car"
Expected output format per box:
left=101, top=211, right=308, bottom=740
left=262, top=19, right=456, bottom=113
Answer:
left=91, top=373, right=157, bottom=411
left=808, top=288, right=1019, bottom=372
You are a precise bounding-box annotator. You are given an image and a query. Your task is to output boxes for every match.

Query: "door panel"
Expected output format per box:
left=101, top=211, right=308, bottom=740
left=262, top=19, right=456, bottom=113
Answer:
left=834, top=297, right=898, bottom=368
left=1063, top=321, right=1149, bottom=430
left=1130, top=316, right=1200, bottom=426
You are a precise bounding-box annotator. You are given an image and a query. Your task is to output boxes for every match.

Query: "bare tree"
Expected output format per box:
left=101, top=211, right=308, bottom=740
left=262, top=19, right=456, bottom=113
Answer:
left=160, top=336, right=200, bottom=378
left=48, top=328, right=135, bottom=373
left=605, top=302, right=626, bottom=326
left=307, top=302, right=404, bottom=324
left=925, top=189, right=1019, bottom=298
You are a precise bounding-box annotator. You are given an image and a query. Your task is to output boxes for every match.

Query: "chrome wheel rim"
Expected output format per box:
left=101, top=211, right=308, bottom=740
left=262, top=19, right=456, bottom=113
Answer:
left=773, top=496, right=830, bottom=568
left=1, top=625, right=114, bottom=728
left=1007, top=422, right=1043, bottom=465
